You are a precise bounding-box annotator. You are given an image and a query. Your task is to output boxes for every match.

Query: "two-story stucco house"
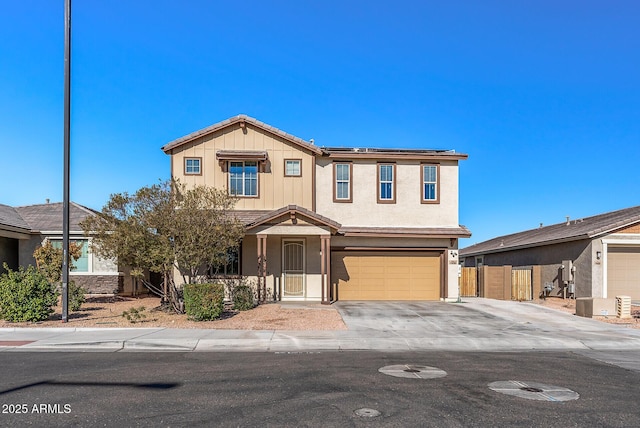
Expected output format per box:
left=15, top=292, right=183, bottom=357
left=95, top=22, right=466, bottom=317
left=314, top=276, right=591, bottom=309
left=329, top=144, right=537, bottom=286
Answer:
left=162, top=115, right=470, bottom=303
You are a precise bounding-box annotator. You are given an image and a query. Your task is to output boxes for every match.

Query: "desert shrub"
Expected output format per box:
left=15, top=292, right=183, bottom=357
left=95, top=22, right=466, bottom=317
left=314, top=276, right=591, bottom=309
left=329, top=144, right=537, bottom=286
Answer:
left=232, top=284, right=256, bottom=311
left=0, top=264, right=59, bottom=322
left=122, top=306, right=147, bottom=323
left=183, top=283, right=224, bottom=321
left=68, top=281, right=86, bottom=312
left=222, top=277, right=257, bottom=311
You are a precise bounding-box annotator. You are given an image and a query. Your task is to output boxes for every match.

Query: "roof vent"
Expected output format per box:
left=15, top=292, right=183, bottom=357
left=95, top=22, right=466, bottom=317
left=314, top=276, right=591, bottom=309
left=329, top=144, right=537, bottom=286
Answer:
left=539, top=223, right=543, bottom=228
left=309, top=138, right=314, bottom=145
left=499, top=240, right=504, bottom=247
left=566, top=216, right=570, bottom=226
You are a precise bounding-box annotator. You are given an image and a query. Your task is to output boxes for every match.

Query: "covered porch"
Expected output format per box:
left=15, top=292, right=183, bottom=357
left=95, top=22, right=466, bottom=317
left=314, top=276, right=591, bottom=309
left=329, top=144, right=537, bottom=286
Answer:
left=240, top=205, right=341, bottom=304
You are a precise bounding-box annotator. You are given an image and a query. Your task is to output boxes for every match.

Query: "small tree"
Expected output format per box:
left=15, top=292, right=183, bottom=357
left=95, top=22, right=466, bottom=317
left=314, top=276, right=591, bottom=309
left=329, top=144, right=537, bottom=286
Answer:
left=81, top=179, right=244, bottom=313
left=33, top=239, right=86, bottom=312
left=33, top=239, right=82, bottom=285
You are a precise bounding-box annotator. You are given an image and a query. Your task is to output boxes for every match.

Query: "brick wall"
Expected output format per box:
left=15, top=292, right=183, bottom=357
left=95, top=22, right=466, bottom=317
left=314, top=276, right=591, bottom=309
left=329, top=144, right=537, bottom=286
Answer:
left=71, top=275, right=123, bottom=294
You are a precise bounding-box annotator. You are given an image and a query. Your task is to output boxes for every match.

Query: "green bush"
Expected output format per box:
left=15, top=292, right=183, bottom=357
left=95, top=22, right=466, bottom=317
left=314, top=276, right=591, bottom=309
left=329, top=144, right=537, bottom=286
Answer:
left=232, top=284, right=256, bottom=311
left=0, top=264, right=59, bottom=322
left=68, top=281, right=86, bottom=312
left=183, top=283, right=225, bottom=321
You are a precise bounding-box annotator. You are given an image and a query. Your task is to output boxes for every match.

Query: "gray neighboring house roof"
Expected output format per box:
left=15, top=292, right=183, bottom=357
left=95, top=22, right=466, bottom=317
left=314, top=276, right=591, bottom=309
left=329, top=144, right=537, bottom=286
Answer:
left=0, top=204, right=31, bottom=232
left=460, top=205, right=640, bottom=257
left=14, top=202, right=97, bottom=233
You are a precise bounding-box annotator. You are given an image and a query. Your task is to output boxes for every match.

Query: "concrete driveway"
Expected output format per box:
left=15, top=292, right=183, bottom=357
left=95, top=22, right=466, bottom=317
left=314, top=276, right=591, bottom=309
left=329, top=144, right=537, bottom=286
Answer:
left=334, top=298, right=640, bottom=352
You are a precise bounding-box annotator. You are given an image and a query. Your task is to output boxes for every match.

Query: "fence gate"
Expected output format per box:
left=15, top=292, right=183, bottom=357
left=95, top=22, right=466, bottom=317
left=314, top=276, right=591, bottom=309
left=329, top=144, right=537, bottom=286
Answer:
left=511, top=269, right=532, bottom=301
left=459, top=267, right=477, bottom=297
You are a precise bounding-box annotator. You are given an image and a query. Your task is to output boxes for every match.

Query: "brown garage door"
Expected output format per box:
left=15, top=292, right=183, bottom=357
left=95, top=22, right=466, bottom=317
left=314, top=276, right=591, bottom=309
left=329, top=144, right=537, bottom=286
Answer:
left=331, top=251, right=442, bottom=300
left=607, top=246, right=640, bottom=299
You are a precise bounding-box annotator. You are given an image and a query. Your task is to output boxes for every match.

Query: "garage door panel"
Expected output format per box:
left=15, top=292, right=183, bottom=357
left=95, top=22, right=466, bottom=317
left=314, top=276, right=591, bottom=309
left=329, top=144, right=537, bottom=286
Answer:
left=332, top=251, right=441, bottom=301
left=607, top=247, right=640, bottom=299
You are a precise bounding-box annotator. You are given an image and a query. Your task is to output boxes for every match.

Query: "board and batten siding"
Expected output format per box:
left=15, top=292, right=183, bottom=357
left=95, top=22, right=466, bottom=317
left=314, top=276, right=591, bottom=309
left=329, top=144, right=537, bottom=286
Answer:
left=170, top=124, right=315, bottom=210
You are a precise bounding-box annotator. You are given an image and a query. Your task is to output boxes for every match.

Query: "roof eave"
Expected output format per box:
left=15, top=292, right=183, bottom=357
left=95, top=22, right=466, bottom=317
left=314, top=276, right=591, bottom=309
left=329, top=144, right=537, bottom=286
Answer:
left=322, top=151, right=468, bottom=161
left=460, top=234, right=591, bottom=257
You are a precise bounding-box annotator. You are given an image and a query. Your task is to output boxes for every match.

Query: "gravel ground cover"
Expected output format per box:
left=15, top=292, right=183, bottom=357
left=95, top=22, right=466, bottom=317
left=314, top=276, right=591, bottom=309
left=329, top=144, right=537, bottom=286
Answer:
left=0, top=295, right=347, bottom=330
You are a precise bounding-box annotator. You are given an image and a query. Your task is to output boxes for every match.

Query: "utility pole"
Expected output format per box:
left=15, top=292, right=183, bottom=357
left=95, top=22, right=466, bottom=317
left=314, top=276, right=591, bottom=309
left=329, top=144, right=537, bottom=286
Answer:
left=62, top=0, right=72, bottom=322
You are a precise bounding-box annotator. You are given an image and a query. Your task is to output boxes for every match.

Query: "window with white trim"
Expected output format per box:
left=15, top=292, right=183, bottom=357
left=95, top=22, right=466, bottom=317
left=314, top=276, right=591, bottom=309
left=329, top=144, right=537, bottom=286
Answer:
left=229, top=161, right=258, bottom=197
left=422, top=164, right=439, bottom=203
left=184, top=157, right=201, bottom=175
left=284, top=159, right=301, bottom=177
left=334, top=163, right=352, bottom=202
left=52, top=239, right=89, bottom=272
left=378, top=163, right=395, bottom=203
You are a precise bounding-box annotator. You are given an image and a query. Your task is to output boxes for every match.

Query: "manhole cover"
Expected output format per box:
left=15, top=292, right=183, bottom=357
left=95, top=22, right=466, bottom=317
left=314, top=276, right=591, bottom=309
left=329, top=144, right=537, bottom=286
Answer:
left=379, top=364, right=447, bottom=379
left=489, top=381, right=579, bottom=402
left=354, top=408, right=381, bottom=418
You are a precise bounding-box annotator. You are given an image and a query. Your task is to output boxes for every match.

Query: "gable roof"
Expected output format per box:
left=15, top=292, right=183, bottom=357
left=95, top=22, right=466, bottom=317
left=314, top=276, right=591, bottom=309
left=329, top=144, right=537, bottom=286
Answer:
left=245, top=205, right=341, bottom=233
left=161, top=114, right=323, bottom=155
left=14, top=202, right=97, bottom=233
left=460, top=205, right=640, bottom=257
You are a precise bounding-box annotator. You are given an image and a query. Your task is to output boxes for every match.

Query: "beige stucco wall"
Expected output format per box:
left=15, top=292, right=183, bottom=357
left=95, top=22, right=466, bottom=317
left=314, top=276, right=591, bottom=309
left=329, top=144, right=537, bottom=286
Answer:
left=169, top=124, right=315, bottom=210
left=314, top=158, right=460, bottom=227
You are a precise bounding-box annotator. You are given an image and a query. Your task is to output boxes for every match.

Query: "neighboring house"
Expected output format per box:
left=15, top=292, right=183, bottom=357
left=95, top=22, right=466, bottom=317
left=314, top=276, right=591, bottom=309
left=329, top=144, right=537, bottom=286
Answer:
left=460, top=206, right=640, bottom=300
left=0, top=204, right=31, bottom=273
left=162, top=114, right=470, bottom=302
left=0, top=201, right=129, bottom=294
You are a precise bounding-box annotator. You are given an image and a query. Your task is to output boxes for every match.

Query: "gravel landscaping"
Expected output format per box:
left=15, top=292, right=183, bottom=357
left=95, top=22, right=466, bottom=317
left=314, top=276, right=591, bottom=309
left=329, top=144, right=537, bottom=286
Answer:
left=0, top=295, right=347, bottom=330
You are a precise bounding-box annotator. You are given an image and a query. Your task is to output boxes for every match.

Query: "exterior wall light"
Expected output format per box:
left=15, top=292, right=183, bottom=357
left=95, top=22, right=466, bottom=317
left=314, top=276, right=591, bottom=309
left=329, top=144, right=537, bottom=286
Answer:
left=596, top=251, right=602, bottom=260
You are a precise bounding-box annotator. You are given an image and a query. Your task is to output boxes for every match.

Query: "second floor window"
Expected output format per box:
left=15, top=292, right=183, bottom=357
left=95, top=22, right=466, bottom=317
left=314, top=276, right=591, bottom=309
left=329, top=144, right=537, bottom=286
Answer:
left=184, top=157, right=201, bottom=175
left=334, top=162, right=352, bottom=202
left=378, top=163, right=395, bottom=203
left=422, top=164, right=439, bottom=203
left=285, top=159, right=301, bottom=176
left=229, top=161, right=258, bottom=197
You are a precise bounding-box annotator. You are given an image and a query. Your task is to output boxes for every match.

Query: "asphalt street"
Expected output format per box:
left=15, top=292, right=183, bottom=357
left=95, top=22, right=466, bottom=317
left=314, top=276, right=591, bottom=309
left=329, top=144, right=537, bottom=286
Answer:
left=0, top=351, right=638, bottom=427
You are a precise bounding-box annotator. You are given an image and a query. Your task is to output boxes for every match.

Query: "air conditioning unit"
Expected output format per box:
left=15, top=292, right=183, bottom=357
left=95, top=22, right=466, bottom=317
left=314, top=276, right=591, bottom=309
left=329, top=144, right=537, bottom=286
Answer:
left=616, top=295, right=631, bottom=319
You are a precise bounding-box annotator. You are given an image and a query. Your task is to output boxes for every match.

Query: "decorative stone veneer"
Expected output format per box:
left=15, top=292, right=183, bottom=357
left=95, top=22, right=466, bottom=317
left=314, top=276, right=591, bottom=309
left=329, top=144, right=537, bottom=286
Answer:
left=71, top=275, right=122, bottom=294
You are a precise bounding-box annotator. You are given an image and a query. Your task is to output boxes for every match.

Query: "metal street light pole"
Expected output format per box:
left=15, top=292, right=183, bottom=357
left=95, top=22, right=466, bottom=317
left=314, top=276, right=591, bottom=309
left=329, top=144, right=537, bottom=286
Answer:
left=62, top=0, right=72, bottom=322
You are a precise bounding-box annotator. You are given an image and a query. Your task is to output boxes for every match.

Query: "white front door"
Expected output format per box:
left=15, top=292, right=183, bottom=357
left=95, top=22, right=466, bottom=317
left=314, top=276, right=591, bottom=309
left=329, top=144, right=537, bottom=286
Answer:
left=282, top=239, right=305, bottom=298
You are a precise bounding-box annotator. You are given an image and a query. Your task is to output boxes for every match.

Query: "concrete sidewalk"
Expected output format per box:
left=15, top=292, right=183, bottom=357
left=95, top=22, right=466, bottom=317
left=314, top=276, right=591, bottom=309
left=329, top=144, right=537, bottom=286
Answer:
left=0, top=298, right=639, bottom=353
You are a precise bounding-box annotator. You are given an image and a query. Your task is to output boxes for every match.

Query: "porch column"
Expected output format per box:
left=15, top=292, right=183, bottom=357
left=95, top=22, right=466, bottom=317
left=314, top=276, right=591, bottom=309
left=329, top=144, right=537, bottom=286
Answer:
left=257, top=234, right=267, bottom=302
left=321, top=235, right=331, bottom=305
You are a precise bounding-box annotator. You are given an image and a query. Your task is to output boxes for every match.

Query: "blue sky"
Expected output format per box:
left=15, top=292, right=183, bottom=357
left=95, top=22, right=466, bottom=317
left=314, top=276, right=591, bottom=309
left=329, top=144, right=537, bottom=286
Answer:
left=1, top=1, right=638, bottom=246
